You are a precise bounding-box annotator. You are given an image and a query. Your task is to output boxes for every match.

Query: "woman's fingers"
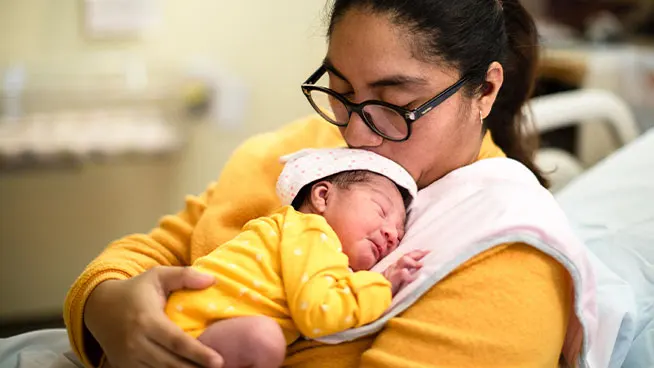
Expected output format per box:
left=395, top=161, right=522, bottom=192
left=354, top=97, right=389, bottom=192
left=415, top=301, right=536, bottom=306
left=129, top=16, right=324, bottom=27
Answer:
left=84, top=268, right=222, bottom=368
left=147, top=314, right=224, bottom=368
left=152, top=266, right=216, bottom=296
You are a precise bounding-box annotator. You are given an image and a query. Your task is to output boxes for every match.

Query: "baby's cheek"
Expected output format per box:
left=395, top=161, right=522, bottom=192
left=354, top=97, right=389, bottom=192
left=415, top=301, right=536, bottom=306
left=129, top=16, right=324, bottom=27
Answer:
left=357, top=248, right=378, bottom=271
left=345, top=246, right=371, bottom=271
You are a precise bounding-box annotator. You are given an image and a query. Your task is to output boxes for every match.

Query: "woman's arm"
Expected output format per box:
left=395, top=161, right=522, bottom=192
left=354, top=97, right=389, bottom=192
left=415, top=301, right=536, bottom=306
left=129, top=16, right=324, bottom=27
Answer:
left=64, top=115, right=344, bottom=367
left=284, top=243, right=572, bottom=368
left=64, top=185, right=216, bottom=367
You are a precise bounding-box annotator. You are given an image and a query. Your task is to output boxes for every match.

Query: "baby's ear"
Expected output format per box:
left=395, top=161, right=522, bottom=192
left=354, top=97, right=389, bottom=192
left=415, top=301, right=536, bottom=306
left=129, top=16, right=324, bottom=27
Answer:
left=310, top=181, right=332, bottom=214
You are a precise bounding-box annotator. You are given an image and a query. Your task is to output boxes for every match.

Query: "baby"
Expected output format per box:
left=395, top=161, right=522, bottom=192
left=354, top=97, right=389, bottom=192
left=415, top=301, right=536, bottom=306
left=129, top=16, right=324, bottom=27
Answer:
left=166, top=148, right=425, bottom=368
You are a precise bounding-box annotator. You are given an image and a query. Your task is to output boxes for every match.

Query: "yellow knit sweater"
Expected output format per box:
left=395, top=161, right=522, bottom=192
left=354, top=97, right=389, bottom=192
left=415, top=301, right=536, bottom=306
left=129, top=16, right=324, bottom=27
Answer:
left=64, top=114, right=571, bottom=368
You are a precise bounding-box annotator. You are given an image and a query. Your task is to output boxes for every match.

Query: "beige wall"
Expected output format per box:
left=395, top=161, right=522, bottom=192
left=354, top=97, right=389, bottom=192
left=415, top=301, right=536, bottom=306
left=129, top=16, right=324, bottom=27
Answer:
left=0, top=0, right=328, bottom=320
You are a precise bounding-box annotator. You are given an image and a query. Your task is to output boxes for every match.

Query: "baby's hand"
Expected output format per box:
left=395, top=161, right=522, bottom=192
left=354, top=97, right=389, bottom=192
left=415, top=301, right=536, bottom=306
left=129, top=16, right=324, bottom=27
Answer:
left=382, top=250, right=429, bottom=296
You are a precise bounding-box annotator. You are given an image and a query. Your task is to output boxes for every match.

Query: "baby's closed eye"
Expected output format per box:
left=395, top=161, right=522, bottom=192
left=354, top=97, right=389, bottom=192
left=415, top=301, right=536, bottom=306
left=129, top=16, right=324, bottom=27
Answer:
left=377, top=204, right=387, bottom=218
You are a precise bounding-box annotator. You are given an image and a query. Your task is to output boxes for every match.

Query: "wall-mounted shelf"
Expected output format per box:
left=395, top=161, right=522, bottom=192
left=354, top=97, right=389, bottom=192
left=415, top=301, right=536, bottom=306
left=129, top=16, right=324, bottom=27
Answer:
left=0, top=108, right=181, bottom=172
left=0, top=60, right=207, bottom=171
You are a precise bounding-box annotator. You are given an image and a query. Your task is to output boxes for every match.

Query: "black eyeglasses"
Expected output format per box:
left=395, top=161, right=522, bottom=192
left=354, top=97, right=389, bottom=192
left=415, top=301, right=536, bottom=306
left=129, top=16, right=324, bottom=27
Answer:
left=301, top=65, right=469, bottom=142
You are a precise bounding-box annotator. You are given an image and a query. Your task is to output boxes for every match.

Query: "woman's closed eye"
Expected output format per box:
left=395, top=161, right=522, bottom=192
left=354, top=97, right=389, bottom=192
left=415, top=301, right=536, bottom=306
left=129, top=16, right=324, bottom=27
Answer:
left=401, top=101, right=417, bottom=110
left=332, top=86, right=417, bottom=108
left=341, top=91, right=355, bottom=101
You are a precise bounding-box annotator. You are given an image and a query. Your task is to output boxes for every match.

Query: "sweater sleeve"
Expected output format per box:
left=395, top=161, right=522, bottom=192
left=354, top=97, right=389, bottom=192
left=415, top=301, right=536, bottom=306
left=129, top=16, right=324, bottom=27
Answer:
left=63, top=185, right=214, bottom=367
left=63, top=115, right=345, bottom=367
left=281, top=216, right=391, bottom=339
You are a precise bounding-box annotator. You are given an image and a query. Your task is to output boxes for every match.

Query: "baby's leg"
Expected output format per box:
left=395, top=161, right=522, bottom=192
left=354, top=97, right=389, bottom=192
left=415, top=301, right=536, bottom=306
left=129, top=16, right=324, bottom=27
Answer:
left=198, top=316, right=286, bottom=368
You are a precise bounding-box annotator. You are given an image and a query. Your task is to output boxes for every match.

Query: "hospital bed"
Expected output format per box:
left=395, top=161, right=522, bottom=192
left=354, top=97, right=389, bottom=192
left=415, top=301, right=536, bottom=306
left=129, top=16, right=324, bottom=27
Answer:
left=1, top=90, right=653, bottom=368
left=547, top=93, right=653, bottom=367
left=528, top=89, right=641, bottom=192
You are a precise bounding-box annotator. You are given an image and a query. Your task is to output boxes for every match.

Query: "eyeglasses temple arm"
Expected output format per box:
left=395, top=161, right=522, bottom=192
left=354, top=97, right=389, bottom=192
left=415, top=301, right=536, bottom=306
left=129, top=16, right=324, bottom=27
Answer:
left=412, top=76, right=470, bottom=120
left=303, top=65, right=327, bottom=85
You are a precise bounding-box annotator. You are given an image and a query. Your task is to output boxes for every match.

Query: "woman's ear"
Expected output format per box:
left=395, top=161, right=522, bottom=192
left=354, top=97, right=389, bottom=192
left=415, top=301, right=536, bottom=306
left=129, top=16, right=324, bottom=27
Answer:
left=309, top=181, right=332, bottom=214
left=478, top=61, right=504, bottom=119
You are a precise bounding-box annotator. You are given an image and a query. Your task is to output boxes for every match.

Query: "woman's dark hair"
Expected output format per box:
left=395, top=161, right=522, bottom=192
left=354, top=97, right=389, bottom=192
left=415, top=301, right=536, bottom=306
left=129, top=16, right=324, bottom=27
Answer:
left=327, top=0, right=549, bottom=187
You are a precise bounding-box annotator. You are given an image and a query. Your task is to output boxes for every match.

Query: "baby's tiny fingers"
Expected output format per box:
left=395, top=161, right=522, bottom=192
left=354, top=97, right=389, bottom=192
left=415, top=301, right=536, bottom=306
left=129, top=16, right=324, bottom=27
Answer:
left=405, top=272, right=420, bottom=283
left=408, top=250, right=430, bottom=261
left=398, top=255, right=421, bottom=269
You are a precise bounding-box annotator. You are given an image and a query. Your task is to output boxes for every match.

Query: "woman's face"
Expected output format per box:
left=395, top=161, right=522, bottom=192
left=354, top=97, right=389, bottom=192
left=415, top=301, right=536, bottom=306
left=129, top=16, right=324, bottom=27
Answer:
left=326, top=9, right=500, bottom=188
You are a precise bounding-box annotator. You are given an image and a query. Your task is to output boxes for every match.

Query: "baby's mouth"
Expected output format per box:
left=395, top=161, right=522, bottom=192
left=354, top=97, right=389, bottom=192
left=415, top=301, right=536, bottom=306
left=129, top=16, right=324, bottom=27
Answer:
left=370, top=239, right=384, bottom=261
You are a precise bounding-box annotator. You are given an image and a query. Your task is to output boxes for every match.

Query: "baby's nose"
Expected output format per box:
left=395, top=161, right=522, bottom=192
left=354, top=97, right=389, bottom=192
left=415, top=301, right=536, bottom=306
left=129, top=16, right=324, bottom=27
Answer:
left=383, top=227, right=399, bottom=250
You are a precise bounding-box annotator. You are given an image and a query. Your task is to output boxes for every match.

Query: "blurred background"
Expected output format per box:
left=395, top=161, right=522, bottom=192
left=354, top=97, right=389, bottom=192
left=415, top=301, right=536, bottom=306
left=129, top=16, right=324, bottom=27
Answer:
left=0, top=0, right=653, bottom=336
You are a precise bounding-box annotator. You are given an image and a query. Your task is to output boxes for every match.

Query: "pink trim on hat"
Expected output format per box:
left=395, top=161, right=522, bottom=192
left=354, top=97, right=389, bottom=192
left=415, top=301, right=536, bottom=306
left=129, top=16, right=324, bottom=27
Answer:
left=277, top=148, right=418, bottom=206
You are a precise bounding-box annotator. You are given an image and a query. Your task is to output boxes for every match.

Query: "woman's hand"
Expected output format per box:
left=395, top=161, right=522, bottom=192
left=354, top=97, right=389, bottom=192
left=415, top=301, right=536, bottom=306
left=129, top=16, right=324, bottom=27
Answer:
left=84, top=266, right=225, bottom=368
left=382, top=250, right=428, bottom=295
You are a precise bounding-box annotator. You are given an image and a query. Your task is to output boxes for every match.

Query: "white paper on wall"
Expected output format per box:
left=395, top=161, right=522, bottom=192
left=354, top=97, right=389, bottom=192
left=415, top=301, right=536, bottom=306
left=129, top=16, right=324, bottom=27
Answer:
left=84, top=0, right=162, bottom=39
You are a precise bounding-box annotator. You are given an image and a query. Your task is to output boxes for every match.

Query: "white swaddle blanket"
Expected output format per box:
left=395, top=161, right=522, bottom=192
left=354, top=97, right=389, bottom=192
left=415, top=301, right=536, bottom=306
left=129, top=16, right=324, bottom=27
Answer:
left=314, top=157, right=631, bottom=368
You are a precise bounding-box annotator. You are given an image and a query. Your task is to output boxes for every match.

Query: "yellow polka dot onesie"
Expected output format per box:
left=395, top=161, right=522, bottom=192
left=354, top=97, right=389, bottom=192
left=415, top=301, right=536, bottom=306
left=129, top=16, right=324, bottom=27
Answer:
left=165, top=205, right=392, bottom=344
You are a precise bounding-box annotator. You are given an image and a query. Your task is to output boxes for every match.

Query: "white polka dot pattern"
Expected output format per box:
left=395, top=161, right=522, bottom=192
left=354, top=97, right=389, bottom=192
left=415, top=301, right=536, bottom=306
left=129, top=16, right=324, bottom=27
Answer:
left=276, top=148, right=418, bottom=206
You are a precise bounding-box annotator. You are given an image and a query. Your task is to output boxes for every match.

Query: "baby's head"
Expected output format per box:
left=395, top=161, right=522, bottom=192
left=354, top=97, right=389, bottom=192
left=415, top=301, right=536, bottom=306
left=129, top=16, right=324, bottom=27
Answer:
left=277, top=148, right=417, bottom=271
left=292, top=170, right=410, bottom=271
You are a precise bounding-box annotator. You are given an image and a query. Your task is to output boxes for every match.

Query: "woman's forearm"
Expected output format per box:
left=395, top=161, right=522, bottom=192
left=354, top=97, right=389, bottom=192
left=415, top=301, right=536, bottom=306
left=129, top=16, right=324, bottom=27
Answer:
left=64, top=189, right=213, bottom=366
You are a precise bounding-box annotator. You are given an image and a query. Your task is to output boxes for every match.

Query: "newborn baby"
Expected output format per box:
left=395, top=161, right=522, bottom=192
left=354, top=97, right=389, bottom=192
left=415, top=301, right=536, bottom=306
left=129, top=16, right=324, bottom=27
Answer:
left=166, top=148, right=425, bottom=368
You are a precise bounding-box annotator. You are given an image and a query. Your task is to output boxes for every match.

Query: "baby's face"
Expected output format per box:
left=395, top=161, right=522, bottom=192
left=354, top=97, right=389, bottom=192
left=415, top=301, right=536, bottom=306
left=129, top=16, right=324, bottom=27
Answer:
left=323, top=175, right=407, bottom=271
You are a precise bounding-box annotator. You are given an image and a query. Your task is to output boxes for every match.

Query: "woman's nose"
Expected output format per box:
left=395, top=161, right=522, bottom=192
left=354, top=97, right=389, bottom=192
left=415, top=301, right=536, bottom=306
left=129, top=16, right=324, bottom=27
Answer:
left=342, top=112, right=383, bottom=148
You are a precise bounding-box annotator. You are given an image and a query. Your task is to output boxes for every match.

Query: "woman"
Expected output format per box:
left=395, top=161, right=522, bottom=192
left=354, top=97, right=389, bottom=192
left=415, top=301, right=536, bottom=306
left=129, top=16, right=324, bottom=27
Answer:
left=65, top=0, right=575, bottom=367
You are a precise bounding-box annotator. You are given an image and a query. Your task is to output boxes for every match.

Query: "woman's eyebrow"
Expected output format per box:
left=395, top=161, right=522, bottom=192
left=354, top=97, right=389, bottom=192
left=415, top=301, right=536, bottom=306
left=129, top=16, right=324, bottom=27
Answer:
left=369, top=75, right=429, bottom=89
left=323, top=57, right=428, bottom=89
left=323, top=58, right=350, bottom=83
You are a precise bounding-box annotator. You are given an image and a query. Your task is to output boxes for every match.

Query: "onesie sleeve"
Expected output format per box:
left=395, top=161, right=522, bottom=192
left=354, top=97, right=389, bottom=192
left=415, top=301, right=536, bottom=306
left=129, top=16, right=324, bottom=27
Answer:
left=165, top=216, right=281, bottom=337
left=280, top=216, right=392, bottom=339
